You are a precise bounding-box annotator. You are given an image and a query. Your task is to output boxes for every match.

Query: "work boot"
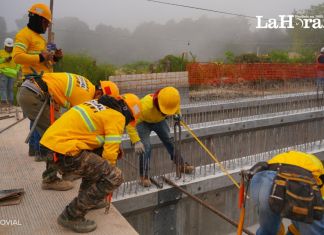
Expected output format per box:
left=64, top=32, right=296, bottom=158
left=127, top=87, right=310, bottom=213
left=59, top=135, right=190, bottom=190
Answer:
left=34, top=148, right=49, bottom=161
left=34, top=152, right=46, bottom=162
left=0, top=101, right=8, bottom=111
left=57, top=210, right=97, bottom=233
left=139, top=176, right=151, bottom=187
left=42, top=179, right=73, bottom=191
left=28, top=147, right=36, bottom=157
left=180, top=162, right=194, bottom=174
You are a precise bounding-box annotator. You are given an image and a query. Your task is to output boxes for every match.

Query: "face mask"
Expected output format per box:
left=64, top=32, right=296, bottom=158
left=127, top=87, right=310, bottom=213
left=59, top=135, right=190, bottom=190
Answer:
left=27, top=13, right=48, bottom=34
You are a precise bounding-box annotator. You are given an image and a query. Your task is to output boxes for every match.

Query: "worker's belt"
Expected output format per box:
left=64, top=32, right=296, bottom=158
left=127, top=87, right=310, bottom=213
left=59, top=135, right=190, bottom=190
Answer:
left=24, top=74, right=48, bottom=93
left=22, top=86, right=44, bottom=99
left=268, top=163, right=324, bottom=223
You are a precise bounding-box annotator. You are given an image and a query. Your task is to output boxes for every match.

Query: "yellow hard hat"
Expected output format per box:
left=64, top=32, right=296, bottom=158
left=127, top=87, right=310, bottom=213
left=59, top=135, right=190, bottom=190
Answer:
left=121, top=93, right=142, bottom=127
left=100, top=81, right=120, bottom=98
left=157, top=87, right=180, bottom=115
left=29, top=3, right=52, bottom=22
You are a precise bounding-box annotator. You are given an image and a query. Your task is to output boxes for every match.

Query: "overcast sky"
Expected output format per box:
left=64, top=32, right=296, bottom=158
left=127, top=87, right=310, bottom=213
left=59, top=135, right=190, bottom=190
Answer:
left=2, top=0, right=324, bottom=31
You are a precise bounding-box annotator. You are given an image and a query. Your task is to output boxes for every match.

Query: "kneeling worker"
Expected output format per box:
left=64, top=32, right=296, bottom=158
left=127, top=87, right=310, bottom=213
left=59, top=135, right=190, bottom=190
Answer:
left=40, top=93, right=142, bottom=233
left=247, top=151, right=324, bottom=235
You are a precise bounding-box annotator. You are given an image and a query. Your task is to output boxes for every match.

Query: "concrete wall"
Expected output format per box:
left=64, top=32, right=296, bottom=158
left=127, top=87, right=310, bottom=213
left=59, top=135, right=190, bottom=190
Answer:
left=123, top=185, right=257, bottom=235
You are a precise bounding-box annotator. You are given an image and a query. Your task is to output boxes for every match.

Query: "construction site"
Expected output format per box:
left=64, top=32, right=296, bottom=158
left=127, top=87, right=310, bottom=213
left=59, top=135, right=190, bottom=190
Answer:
left=0, top=62, right=324, bottom=234
left=1, top=1, right=324, bottom=235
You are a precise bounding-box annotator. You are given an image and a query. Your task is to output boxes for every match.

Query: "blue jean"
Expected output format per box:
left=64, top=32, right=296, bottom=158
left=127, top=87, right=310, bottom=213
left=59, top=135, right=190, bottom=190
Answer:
left=29, top=121, right=41, bottom=152
left=0, top=74, right=14, bottom=104
left=137, top=120, right=175, bottom=176
left=251, top=170, right=324, bottom=235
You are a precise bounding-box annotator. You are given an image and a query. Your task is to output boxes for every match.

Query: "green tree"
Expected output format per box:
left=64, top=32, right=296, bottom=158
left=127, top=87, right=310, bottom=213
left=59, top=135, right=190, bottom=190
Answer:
left=156, top=54, right=188, bottom=72
left=54, top=54, right=116, bottom=84
left=120, top=61, right=151, bottom=74
left=224, top=51, right=235, bottom=64
left=268, top=51, right=289, bottom=63
left=289, top=4, right=324, bottom=53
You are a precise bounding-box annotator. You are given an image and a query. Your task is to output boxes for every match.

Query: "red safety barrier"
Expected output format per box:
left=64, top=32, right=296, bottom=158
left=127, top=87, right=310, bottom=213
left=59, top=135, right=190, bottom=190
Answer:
left=187, top=63, right=318, bottom=86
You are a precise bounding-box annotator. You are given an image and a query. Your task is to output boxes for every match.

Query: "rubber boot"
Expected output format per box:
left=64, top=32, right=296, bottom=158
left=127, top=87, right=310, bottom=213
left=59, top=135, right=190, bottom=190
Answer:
left=57, top=209, right=97, bottom=233
left=42, top=179, right=73, bottom=191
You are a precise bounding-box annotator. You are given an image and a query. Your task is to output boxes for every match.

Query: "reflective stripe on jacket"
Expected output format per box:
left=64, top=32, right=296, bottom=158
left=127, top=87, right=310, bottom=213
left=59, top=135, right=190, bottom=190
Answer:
left=127, top=94, right=180, bottom=143
left=13, top=27, right=51, bottom=75
left=42, top=73, right=96, bottom=108
left=40, top=99, right=125, bottom=166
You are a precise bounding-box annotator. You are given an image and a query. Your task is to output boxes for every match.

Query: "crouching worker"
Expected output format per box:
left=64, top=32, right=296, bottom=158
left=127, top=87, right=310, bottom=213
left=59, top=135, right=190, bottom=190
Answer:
left=127, top=86, right=194, bottom=187
left=17, top=72, right=119, bottom=191
left=40, top=94, right=141, bottom=233
left=246, top=151, right=324, bottom=235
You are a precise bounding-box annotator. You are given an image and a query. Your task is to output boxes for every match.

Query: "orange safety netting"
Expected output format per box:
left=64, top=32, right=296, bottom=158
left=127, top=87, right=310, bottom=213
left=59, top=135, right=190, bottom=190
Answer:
left=187, top=63, right=319, bottom=86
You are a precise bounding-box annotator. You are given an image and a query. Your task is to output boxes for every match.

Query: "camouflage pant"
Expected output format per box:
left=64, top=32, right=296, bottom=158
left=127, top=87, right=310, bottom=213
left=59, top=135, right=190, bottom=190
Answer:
left=42, top=157, right=60, bottom=182
left=56, top=151, right=123, bottom=218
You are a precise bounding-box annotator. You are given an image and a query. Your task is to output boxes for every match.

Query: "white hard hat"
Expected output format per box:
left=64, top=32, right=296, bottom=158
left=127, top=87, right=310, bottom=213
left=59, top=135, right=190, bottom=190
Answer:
left=4, top=38, right=13, bottom=47
left=321, top=47, right=324, bottom=53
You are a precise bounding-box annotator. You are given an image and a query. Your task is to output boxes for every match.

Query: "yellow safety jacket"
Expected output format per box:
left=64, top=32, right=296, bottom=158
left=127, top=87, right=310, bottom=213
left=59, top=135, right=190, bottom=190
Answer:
left=127, top=94, right=180, bottom=143
left=0, top=49, right=17, bottom=69
left=0, top=49, right=20, bottom=79
left=268, top=151, right=324, bottom=197
left=13, top=26, right=52, bottom=75
left=42, top=73, right=96, bottom=109
left=40, top=99, right=125, bottom=166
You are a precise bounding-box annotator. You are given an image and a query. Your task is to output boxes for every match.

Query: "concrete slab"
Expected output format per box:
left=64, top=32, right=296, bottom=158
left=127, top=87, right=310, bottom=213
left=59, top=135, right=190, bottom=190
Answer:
left=0, top=118, right=138, bottom=235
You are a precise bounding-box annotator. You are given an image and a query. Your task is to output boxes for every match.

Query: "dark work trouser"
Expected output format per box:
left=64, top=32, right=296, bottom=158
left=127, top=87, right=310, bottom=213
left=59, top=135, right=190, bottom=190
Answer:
left=17, top=86, right=60, bottom=182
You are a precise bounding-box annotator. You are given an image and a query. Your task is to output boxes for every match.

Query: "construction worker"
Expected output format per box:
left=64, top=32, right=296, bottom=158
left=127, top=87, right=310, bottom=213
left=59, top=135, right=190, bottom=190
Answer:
left=0, top=38, right=20, bottom=106
left=13, top=3, right=62, bottom=75
left=127, top=86, right=194, bottom=187
left=17, top=72, right=119, bottom=191
left=40, top=93, right=142, bottom=233
left=247, top=151, right=324, bottom=235
left=12, top=3, right=63, bottom=158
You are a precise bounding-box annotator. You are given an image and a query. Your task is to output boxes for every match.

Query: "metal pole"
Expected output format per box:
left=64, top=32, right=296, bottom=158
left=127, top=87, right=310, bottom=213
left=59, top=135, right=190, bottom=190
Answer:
left=0, top=117, right=26, bottom=134
left=47, top=0, right=54, bottom=43
left=162, top=176, right=255, bottom=235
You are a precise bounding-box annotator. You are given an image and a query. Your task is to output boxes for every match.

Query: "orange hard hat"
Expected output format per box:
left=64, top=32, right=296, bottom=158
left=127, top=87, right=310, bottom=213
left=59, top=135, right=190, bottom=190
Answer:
left=157, top=87, right=180, bottom=115
left=28, top=3, right=52, bottom=22
left=100, top=81, right=120, bottom=98
left=121, top=93, right=142, bottom=127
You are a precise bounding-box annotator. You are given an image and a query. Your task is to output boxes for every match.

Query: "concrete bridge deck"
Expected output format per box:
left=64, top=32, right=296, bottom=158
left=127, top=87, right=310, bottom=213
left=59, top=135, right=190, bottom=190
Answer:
left=0, top=117, right=138, bottom=235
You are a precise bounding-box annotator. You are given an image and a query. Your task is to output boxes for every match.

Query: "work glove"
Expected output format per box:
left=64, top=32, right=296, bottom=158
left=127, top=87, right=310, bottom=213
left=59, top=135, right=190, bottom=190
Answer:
left=173, top=114, right=182, bottom=122
left=4, top=56, right=12, bottom=62
left=39, top=50, right=54, bottom=63
left=134, top=141, right=145, bottom=155
left=53, top=49, right=63, bottom=62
